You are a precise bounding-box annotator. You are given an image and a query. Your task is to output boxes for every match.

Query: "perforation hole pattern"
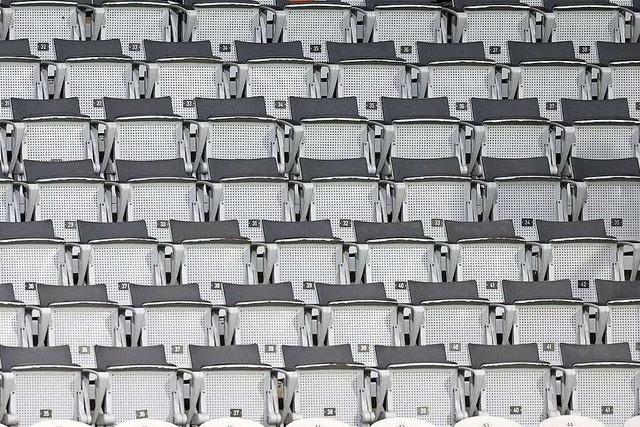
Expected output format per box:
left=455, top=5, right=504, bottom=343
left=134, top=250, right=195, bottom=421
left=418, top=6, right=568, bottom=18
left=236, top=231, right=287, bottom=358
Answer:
left=0, top=63, right=40, bottom=119
left=518, top=66, right=584, bottom=122
left=428, top=66, right=494, bottom=121
left=553, top=10, right=620, bottom=63
left=12, top=6, right=78, bottom=61
left=573, top=125, right=636, bottom=160
left=247, top=63, right=313, bottom=119
left=375, top=10, right=441, bottom=63
left=610, top=66, right=640, bottom=120
left=0, top=307, right=24, bottom=347
left=392, top=123, right=458, bottom=159
left=102, top=7, right=169, bottom=61
left=300, top=122, right=367, bottom=160
left=202, top=370, right=270, bottom=424
left=23, top=121, right=89, bottom=162
left=66, top=63, right=132, bottom=119
left=156, top=64, right=222, bottom=119
left=583, top=181, right=640, bottom=241
left=207, top=122, right=275, bottom=160
left=116, top=121, right=181, bottom=162
left=284, top=8, right=349, bottom=62
left=465, top=10, right=531, bottom=64
left=193, top=7, right=260, bottom=62
left=609, top=304, right=640, bottom=361
left=340, top=65, right=406, bottom=120
left=483, top=124, right=547, bottom=159
left=109, top=370, right=175, bottom=425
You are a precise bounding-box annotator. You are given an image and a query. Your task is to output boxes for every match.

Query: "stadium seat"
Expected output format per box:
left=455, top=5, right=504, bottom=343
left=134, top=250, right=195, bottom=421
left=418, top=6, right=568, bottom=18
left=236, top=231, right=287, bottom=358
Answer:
left=0, top=284, right=28, bottom=347
left=408, top=280, right=494, bottom=365
left=541, top=415, right=605, bottom=427
left=280, top=345, right=375, bottom=426
left=466, top=344, right=556, bottom=424
left=501, top=279, right=587, bottom=365
left=0, top=40, right=46, bottom=120
left=596, top=42, right=640, bottom=120
left=219, top=282, right=309, bottom=367
left=351, top=221, right=438, bottom=303
left=454, top=417, right=521, bottom=427
left=373, top=344, right=463, bottom=424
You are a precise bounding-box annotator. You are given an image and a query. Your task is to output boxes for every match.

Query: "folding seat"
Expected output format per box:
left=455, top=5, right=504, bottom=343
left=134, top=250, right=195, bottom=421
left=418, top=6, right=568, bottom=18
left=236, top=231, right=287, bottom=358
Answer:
left=506, top=41, right=588, bottom=122
left=416, top=41, right=498, bottom=121
left=351, top=221, right=438, bottom=303
left=593, top=279, right=640, bottom=360
left=470, top=98, right=557, bottom=175
left=536, top=220, right=625, bottom=302
left=408, top=280, right=494, bottom=365
left=186, top=344, right=280, bottom=425
left=0, top=40, right=47, bottom=120
left=559, top=98, right=639, bottom=175
left=479, top=157, right=564, bottom=241
left=101, top=97, right=191, bottom=176
left=275, top=3, right=354, bottom=62
left=315, top=283, right=401, bottom=366
left=363, top=0, right=446, bottom=63
left=0, top=345, right=89, bottom=426
left=0, top=284, right=28, bottom=347
left=181, top=0, right=263, bottom=62
left=379, top=97, right=468, bottom=176
left=596, top=42, right=640, bottom=120
left=203, top=158, right=290, bottom=242
left=91, top=345, right=187, bottom=425
left=451, top=0, right=536, bottom=64
left=129, top=284, right=215, bottom=368
left=52, top=39, right=137, bottom=120
left=167, top=220, right=255, bottom=305
left=444, top=220, right=532, bottom=303
left=325, top=41, right=410, bottom=121
left=234, top=41, right=317, bottom=119
left=541, top=0, right=624, bottom=63
left=0, top=221, right=70, bottom=305
left=466, top=344, right=555, bottom=425
left=219, top=282, right=308, bottom=367
left=7, top=98, right=96, bottom=176
left=297, top=158, right=384, bottom=242
left=261, top=220, right=348, bottom=304
left=194, top=97, right=285, bottom=175
left=288, top=97, right=373, bottom=174
left=501, top=279, right=587, bottom=365
left=143, top=41, right=225, bottom=119
left=92, top=0, right=180, bottom=61
left=558, top=343, right=640, bottom=425
left=569, top=158, right=640, bottom=242
left=74, top=220, right=162, bottom=305
left=2, top=0, right=85, bottom=60
left=388, top=157, right=475, bottom=242
left=280, top=345, right=374, bottom=426
left=19, top=159, right=108, bottom=242
left=373, top=345, right=463, bottom=424
left=114, top=159, right=202, bottom=242
left=34, top=284, right=122, bottom=368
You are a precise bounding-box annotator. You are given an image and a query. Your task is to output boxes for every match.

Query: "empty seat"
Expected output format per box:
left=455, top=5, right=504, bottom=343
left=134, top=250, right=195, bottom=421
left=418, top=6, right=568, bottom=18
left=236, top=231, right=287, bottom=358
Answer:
left=220, top=282, right=308, bottom=367
left=352, top=221, right=438, bottom=303
left=7, top=98, right=96, bottom=176
left=288, top=97, right=373, bottom=173
left=75, top=220, right=162, bottom=305
left=168, top=220, right=255, bottom=304
left=507, top=41, right=588, bottom=122
left=92, top=345, right=187, bottom=426
left=379, top=97, right=468, bottom=175
left=451, top=0, right=536, bottom=63
left=501, top=279, right=587, bottom=365
left=467, top=344, right=555, bottom=425
left=276, top=3, right=354, bottom=62
left=181, top=0, right=263, bottom=62
left=408, top=280, right=493, bottom=365
left=187, top=344, right=280, bottom=425
left=0, top=283, right=28, bottom=347
left=0, top=221, right=70, bottom=305
left=102, top=97, right=192, bottom=176
left=281, top=345, right=374, bottom=426
left=596, top=42, right=640, bottom=120
left=298, top=158, right=383, bottom=242
left=569, top=157, right=640, bottom=242
left=364, top=0, right=445, bottom=63
left=559, top=343, right=640, bottom=425
left=315, top=282, right=401, bottom=366
left=0, top=345, right=89, bottom=426
left=374, top=345, right=463, bottom=424
left=143, top=41, right=224, bottom=119
left=542, top=0, right=624, bottom=63
left=0, top=40, right=46, bottom=119
left=325, top=41, right=410, bottom=120
left=417, top=41, right=498, bottom=121
left=261, top=220, right=348, bottom=304
left=35, top=284, right=121, bottom=368
left=444, top=220, right=532, bottom=302
left=234, top=41, right=317, bottom=119
left=52, top=39, right=137, bottom=119
left=114, top=159, right=201, bottom=242
left=204, top=158, right=291, bottom=242
left=20, top=159, right=108, bottom=241
left=389, top=157, right=475, bottom=241
left=536, top=220, right=624, bottom=302
left=480, top=157, right=564, bottom=241
left=129, top=284, right=215, bottom=368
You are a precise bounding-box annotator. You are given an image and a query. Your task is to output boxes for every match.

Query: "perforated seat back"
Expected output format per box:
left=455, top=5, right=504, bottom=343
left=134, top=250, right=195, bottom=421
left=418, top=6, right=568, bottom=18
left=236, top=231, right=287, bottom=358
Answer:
left=283, top=7, right=351, bottom=62
left=0, top=183, right=14, bottom=221
left=114, top=120, right=183, bottom=162
left=482, top=123, right=548, bottom=159
left=390, top=122, right=459, bottom=160
left=572, top=124, right=637, bottom=160
left=582, top=180, right=640, bottom=241
left=20, top=119, right=91, bottom=164
left=206, top=120, right=276, bottom=160
left=607, top=304, right=640, bottom=360
left=0, top=61, right=42, bottom=119
left=300, top=121, right=368, bottom=161
left=608, top=65, right=640, bottom=120
left=0, top=305, right=25, bottom=347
